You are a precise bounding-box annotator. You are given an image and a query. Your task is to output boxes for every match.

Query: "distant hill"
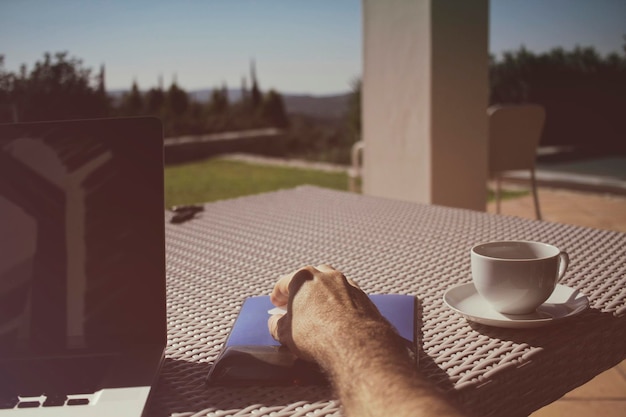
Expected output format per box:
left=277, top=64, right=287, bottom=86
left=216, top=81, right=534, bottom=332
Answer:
left=282, top=93, right=350, bottom=120
left=108, top=88, right=351, bottom=120
left=189, top=89, right=351, bottom=120
left=187, top=88, right=243, bottom=103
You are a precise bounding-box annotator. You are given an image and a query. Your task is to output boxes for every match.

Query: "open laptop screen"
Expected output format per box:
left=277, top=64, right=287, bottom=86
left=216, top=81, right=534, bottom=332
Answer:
left=0, top=117, right=166, bottom=355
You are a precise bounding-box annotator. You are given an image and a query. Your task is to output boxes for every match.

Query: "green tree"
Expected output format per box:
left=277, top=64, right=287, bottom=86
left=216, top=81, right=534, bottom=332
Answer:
left=260, top=89, right=288, bottom=128
left=0, top=52, right=109, bottom=123
left=166, top=80, right=189, bottom=116
left=122, top=80, right=143, bottom=115
left=209, top=84, right=229, bottom=115
left=0, top=55, right=14, bottom=121
left=240, top=76, right=249, bottom=104
left=346, top=77, right=361, bottom=142
left=145, top=86, right=165, bottom=115
left=250, top=60, right=262, bottom=109
left=490, top=44, right=626, bottom=151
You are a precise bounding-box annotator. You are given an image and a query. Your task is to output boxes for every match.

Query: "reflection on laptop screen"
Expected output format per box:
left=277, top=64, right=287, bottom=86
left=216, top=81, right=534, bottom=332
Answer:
left=0, top=118, right=166, bottom=355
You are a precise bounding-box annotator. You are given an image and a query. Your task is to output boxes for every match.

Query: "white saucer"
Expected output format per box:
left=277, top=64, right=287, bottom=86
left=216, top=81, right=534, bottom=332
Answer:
left=443, top=283, right=589, bottom=329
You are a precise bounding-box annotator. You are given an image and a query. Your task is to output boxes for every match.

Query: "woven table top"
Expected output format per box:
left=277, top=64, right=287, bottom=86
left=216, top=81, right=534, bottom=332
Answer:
left=147, top=186, right=626, bottom=417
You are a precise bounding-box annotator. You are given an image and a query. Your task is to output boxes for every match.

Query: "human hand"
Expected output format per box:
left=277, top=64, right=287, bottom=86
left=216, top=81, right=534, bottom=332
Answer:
left=267, top=266, right=466, bottom=417
left=267, top=265, right=387, bottom=363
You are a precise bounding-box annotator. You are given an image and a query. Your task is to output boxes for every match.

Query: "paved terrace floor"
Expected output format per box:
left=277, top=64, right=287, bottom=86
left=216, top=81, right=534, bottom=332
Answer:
left=224, top=153, right=626, bottom=416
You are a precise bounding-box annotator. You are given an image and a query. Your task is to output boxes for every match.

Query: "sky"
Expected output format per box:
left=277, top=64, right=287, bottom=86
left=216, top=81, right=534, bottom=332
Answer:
left=1, top=0, right=625, bottom=95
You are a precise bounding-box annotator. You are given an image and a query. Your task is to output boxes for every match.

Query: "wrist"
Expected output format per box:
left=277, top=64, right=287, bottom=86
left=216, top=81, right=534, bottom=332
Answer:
left=316, top=316, right=414, bottom=378
left=318, top=318, right=461, bottom=417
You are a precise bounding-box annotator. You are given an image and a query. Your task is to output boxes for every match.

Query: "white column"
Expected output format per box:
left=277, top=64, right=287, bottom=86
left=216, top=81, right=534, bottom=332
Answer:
left=362, top=0, right=489, bottom=211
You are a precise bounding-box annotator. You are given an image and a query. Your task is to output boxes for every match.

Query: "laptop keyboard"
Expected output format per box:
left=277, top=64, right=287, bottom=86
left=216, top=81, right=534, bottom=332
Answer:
left=0, top=356, right=111, bottom=409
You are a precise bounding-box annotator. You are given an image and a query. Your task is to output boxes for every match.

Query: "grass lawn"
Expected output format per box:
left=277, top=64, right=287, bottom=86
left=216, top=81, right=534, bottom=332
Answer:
left=164, top=157, right=529, bottom=208
left=164, top=158, right=348, bottom=207
left=487, top=188, right=529, bottom=202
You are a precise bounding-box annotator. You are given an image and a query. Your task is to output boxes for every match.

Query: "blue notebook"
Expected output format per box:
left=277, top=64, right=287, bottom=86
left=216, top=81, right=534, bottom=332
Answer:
left=206, top=294, right=417, bottom=386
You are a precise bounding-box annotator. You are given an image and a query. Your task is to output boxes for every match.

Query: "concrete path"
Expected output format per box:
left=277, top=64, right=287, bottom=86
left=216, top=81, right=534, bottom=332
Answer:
left=488, top=186, right=626, bottom=233
left=221, top=153, right=348, bottom=173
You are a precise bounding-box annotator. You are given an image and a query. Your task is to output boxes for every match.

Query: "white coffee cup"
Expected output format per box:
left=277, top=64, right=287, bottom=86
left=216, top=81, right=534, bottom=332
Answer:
left=470, top=240, right=570, bottom=315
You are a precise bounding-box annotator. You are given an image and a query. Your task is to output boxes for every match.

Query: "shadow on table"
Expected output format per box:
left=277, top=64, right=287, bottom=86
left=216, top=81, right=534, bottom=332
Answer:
left=468, top=308, right=625, bottom=356
left=145, top=357, right=334, bottom=417
left=455, top=308, right=626, bottom=416
left=416, top=298, right=457, bottom=394
left=146, top=297, right=443, bottom=417
left=146, top=308, right=624, bottom=417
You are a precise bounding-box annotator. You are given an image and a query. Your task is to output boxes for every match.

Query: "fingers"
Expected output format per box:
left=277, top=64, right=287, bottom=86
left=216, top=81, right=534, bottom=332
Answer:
left=270, top=265, right=334, bottom=306
left=346, top=277, right=360, bottom=288
left=269, top=267, right=314, bottom=306
left=269, top=264, right=359, bottom=307
left=317, top=264, right=360, bottom=289
left=269, top=273, right=293, bottom=307
left=267, top=264, right=374, bottom=364
left=268, top=313, right=282, bottom=341
left=315, top=264, right=336, bottom=273
left=268, top=313, right=294, bottom=351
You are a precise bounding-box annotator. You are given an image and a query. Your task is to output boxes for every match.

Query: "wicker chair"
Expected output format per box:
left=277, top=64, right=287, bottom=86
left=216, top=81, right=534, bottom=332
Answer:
left=348, top=140, right=364, bottom=193
left=488, top=104, right=546, bottom=220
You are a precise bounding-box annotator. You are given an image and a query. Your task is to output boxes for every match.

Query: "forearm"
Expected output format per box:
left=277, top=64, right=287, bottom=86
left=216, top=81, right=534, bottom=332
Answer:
left=268, top=265, right=464, bottom=416
left=318, top=319, right=464, bottom=417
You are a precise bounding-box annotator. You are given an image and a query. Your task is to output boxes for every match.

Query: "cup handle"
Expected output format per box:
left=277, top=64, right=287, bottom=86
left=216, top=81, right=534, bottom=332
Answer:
left=557, top=251, right=570, bottom=282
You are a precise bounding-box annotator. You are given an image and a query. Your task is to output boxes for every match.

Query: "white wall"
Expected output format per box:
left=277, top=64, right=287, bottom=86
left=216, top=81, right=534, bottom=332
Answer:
left=362, top=0, right=489, bottom=211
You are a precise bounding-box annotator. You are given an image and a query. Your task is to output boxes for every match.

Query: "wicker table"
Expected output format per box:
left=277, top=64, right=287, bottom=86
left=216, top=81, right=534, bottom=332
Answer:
left=147, top=186, right=626, bottom=417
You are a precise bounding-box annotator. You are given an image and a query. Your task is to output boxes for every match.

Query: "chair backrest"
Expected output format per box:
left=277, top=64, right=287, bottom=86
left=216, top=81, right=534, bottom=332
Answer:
left=487, top=104, right=546, bottom=174
left=350, top=140, right=365, bottom=177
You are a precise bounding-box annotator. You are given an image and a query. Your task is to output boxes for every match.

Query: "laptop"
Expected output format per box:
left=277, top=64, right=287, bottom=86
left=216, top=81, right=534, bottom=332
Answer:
left=0, top=117, right=167, bottom=416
